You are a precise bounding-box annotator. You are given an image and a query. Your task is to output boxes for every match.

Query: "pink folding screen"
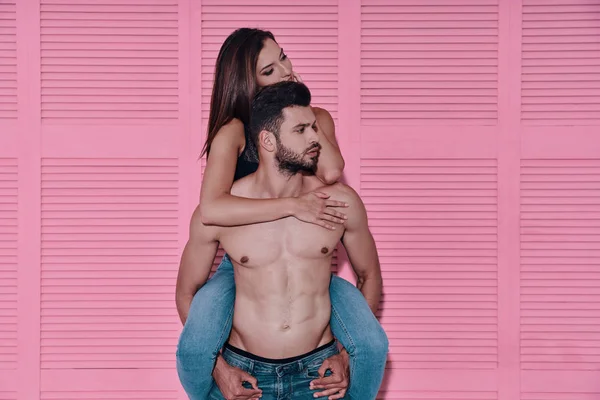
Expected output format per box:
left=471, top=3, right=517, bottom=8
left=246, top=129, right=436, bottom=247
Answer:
left=1, top=0, right=599, bottom=399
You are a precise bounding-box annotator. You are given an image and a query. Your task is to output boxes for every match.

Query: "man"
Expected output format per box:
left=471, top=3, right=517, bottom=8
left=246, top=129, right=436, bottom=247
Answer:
left=177, top=81, right=383, bottom=399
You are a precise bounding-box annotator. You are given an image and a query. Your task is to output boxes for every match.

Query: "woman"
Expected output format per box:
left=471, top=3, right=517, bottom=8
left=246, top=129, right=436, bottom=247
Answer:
left=176, top=28, right=388, bottom=400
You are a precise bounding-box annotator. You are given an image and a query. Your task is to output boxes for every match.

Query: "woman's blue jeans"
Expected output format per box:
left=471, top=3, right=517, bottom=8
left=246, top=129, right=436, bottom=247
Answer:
left=176, top=254, right=388, bottom=400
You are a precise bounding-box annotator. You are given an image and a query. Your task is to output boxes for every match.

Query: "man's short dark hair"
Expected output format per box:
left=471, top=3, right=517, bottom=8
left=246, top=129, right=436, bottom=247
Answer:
left=249, top=81, right=311, bottom=149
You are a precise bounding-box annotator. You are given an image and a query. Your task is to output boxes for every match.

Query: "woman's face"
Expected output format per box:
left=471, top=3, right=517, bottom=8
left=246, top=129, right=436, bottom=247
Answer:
left=255, top=38, right=293, bottom=88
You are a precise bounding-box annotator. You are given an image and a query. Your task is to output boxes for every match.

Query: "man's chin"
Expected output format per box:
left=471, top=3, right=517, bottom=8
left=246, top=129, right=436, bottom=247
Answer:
left=305, top=161, right=318, bottom=174
left=306, top=153, right=319, bottom=163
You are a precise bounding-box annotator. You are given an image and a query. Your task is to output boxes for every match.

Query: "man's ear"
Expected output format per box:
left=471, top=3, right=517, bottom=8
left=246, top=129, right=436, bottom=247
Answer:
left=258, top=130, right=276, bottom=153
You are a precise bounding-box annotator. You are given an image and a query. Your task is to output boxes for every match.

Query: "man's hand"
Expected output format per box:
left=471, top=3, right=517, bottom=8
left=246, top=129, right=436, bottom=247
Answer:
left=309, top=349, right=350, bottom=399
left=212, top=355, right=262, bottom=400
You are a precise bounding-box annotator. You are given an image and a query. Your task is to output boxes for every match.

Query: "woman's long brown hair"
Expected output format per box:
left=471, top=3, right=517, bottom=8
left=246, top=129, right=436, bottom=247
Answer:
left=201, top=28, right=276, bottom=157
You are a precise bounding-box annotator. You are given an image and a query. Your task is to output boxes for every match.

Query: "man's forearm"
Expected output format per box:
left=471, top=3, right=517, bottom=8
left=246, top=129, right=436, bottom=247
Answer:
left=357, top=273, right=382, bottom=315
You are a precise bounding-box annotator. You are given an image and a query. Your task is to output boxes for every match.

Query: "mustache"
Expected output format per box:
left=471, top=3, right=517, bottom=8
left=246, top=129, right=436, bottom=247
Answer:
left=305, top=143, right=322, bottom=154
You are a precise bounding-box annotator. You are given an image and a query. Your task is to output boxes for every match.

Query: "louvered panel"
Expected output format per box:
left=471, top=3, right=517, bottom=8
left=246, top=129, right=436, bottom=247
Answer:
left=522, top=393, right=600, bottom=400
left=41, top=391, right=178, bottom=400
left=0, top=1, right=17, bottom=119
left=0, top=393, right=16, bottom=400
left=362, top=158, right=498, bottom=369
left=200, top=0, right=338, bottom=128
left=522, top=1, right=600, bottom=125
left=0, top=159, right=17, bottom=371
left=376, top=391, right=497, bottom=400
left=521, top=159, right=600, bottom=370
left=361, top=0, right=499, bottom=125
left=40, top=158, right=179, bottom=369
left=40, top=0, right=179, bottom=122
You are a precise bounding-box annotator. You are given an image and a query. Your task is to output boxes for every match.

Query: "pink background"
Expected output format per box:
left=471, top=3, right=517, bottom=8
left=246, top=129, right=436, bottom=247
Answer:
left=1, top=0, right=600, bottom=399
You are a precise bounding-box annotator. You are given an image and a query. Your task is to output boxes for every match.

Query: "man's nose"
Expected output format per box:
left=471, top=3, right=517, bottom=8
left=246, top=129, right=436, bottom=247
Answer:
left=308, top=129, right=319, bottom=144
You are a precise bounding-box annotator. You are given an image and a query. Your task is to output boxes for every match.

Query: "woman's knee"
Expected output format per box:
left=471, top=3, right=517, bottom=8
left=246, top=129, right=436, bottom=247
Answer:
left=367, top=322, right=389, bottom=359
left=329, top=276, right=389, bottom=356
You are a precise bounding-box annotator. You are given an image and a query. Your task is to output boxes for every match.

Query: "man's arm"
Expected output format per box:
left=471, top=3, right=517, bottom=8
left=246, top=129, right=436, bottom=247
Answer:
left=176, top=207, right=262, bottom=398
left=339, top=185, right=383, bottom=315
left=175, top=205, right=220, bottom=325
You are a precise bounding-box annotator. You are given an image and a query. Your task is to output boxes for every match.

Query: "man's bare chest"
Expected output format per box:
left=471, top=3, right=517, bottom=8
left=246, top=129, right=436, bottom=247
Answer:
left=219, top=218, right=344, bottom=267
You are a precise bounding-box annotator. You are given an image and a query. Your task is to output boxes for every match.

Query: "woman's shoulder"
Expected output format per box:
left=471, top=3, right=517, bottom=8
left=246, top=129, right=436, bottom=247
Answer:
left=311, top=106, right=332, bottom=120
left=212, top=118, right=246, bottom=153
left=220, top=118, right=246, bottom=134
left=311, top=106, right=335, bottom=132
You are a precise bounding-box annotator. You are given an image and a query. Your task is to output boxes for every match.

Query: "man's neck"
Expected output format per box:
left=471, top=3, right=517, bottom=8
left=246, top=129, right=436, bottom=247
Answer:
left=253, top=162, right=304, bottom=198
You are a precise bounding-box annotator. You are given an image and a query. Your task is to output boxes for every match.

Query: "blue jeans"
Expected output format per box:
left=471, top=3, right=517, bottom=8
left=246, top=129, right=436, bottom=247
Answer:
left=176, top=254, right=388, bottom=400
left=209, top=340, right=339, bottom=400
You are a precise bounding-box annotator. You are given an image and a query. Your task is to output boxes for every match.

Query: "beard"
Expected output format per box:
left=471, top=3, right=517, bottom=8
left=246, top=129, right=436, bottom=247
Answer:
left=274, top=139, right=320, bottom=176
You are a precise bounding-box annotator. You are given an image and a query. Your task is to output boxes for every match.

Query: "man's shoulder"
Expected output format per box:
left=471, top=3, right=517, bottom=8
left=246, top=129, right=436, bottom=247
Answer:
left=230, top=174, right=256, bottom=198
left=303, top=176, right=360, bottom=204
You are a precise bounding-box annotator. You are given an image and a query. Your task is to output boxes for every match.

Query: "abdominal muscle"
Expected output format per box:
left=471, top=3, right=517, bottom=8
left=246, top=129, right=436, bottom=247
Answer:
left=228, top=259, right=333, bottom=359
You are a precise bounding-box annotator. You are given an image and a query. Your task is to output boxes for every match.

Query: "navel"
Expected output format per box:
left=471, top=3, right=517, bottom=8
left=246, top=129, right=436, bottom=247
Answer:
left=240, top=256, right=249, bottom=263
left=321, top=247, right=329, bottom=254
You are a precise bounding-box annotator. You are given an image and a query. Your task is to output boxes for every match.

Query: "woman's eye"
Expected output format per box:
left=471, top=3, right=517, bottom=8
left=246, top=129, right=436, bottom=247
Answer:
left=264, top=69, right=274, bottom=76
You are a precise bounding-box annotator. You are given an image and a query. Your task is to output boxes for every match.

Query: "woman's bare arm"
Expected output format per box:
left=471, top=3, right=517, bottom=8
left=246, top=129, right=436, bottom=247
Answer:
left=199, top=119, right=294, bottom=226
left=313, top=107, right=345, bottom=184
left=199, top=119, right=347, bottom=228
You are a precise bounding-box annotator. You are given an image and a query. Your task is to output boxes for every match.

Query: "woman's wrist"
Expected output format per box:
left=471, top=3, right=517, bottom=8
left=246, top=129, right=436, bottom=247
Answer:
left=283, top=197, right=298, bottom=218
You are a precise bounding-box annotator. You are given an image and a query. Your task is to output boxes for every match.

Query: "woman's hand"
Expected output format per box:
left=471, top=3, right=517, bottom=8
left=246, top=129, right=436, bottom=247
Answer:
left=292, top=71, right=303, bottom=83
left=292, top=191, right=348, bottom=230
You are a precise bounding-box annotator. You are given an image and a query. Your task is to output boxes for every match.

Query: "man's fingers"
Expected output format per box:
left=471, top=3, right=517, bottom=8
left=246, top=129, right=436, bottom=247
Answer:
left=310, top=376, right=345, bottom=389
left=237, top=373, right=261, bottom=399
left=317, top=360, right=332, bottom=378
left=328, top=389, right=347, bottom=400
left=313, top=387, right=343, bottom=398
left=234, top=388, right=261, bottom=400
left=314, top=381, right=347, bottom=390
left=242, top=374, right=260, bottom=391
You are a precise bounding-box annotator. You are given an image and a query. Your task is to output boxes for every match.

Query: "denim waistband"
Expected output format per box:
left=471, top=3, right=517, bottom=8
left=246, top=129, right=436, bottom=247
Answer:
left=222, top=340, right=338, bottom=376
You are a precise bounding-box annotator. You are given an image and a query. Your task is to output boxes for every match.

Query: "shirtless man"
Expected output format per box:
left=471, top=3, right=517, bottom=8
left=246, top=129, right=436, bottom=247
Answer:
left=176, top=82, right=383, bottom=399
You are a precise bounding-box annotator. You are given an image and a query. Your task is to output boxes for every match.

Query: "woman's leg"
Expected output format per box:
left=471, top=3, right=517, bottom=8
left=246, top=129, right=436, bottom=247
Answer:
left=176, top=254, right=236, bottom=400
left=329, top=275, right=389, bottom=400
